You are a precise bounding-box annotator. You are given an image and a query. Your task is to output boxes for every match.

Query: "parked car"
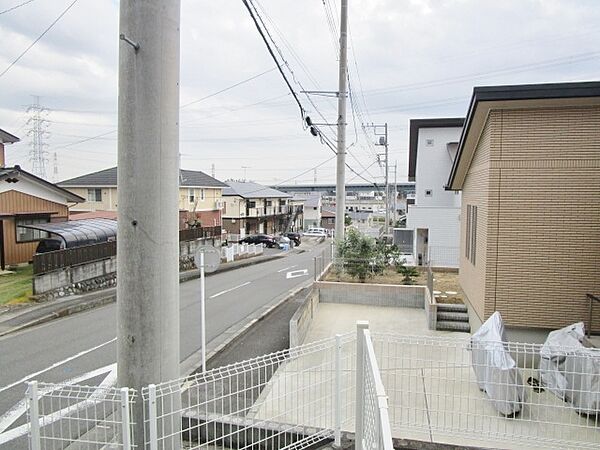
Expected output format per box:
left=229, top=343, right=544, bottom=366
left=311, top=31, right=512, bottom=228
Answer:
left=303, top=227, right=327, bottom=237
left=240, top=234, right=279, bottom=248
left=285, top=232, right=301, bottom=246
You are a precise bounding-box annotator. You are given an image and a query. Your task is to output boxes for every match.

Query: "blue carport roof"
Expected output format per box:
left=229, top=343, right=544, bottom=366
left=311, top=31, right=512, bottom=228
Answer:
left=19, top=218, right=117, bottom=247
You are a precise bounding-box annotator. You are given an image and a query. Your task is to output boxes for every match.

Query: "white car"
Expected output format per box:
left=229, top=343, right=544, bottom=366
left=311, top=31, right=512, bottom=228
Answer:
left=303, top=227, right=328, bottom=237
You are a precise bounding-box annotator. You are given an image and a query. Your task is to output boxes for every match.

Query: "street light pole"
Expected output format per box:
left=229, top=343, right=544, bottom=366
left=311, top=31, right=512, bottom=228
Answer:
left=335, top=0, right=348, bottom=244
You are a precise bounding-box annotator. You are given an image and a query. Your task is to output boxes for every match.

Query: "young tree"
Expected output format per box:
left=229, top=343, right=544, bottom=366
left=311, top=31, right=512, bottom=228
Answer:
left=337, top=228, right=377, bottom=282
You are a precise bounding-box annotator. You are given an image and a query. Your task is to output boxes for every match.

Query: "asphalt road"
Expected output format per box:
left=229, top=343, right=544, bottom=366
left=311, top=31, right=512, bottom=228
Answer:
left=0, top=240, right=329, bottom=447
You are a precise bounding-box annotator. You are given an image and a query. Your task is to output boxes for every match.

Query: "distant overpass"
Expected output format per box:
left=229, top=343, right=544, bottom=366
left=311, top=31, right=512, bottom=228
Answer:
left=273, top=182, right=415, bottom=195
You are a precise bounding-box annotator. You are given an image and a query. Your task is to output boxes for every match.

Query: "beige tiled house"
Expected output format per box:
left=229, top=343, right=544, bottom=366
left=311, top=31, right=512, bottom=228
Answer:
left=446, top=81, right=600, bottom=336
left=59, top=167, right=226, bottom=228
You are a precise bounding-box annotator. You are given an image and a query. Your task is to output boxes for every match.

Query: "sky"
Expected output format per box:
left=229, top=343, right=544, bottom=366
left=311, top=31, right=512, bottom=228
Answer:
left=1, top=0, right=599, bottom=186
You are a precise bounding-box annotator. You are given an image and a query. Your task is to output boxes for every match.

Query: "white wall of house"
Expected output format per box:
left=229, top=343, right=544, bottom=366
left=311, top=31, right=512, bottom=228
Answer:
left=302, top=195, right=321, bottom=229
left=406, top=206, right=460, bottom=267
left=407, top=125, right=462, bottom=267
left=414, top=127, right=462, bottom=207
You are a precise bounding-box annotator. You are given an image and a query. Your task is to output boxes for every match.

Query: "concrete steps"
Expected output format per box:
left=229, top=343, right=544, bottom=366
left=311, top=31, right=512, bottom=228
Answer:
left=436, top=303, right=470, bottom=332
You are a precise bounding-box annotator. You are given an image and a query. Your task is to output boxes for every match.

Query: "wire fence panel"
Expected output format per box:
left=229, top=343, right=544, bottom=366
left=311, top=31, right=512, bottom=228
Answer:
left=27, top=381, right=137, bottom=450
left=359, top=330, right=394, bottom=450
left=370, top=333, right=600, bottom=449
left=142, top=334, right=356, bottom=449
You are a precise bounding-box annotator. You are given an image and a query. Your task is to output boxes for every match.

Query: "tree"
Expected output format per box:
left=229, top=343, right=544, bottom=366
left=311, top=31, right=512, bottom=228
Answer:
left=344, top=214, right=352, bottom=226
left=336, top=228, right=377, bottom=282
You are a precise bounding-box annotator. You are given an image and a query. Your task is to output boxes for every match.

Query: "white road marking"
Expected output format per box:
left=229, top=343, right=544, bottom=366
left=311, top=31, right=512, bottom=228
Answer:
left=209, top=281, right=251, bottom=299
left=286, top=269, right=309, bottom=279
left=0, top=364, right=117, bottom=445
left=277, top=265, right=298, bottom=273
left=0, top=364, right=116, bottom=435
left=0, top=337, right=116, bottom=395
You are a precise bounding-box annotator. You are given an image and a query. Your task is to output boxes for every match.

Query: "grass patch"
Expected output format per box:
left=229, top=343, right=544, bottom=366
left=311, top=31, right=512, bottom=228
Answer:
left=0, top=265, right=34, bottom=305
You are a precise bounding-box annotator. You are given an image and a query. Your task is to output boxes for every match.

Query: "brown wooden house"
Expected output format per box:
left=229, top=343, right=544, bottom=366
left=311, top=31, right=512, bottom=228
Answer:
left=0, top=165, right=84, bottom=268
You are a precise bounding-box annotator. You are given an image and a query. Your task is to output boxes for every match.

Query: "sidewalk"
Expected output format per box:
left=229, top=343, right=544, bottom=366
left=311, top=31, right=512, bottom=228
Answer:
left=0, top=252, right=286, bottom=337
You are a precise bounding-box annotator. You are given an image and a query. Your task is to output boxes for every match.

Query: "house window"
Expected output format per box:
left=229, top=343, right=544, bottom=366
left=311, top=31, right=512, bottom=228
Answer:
left=87, top=188, right=102, bottom=202
left=465, top=205, right=477, bottom=265
left=425, top=189, right=433, bottom=197
left=248, top=201, right=256, bottom=208
left=200, top=189, right=205, bottom=201
left=188, top=189, right=195, bottom=203
left=16, top=217, right=50, bottom=243
left=266, top=200, right=272, bottom=207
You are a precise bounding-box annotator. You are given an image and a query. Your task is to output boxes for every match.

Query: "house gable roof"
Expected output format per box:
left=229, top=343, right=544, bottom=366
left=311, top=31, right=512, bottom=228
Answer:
left=59, top=166, right=226, bottom=188
left=446, top=81, right=600, bottom=190
left=223, top=181, right=291, bottom=199
left=408, top=118, right=465, bottom=181
left=0, top=166, right=84, bottom=203
left=0, top=128, right=20, bottom=144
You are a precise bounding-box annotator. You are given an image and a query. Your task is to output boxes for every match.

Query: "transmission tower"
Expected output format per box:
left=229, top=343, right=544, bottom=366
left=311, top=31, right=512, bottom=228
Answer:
left=53, top=152, right=59, bottom=182
left=26, top=96, right=50, bottom=179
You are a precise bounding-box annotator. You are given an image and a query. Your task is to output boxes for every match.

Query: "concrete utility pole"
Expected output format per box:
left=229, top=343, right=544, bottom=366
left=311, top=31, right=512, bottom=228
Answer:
left=393, top=161, right=398, bottom=226
left=335, top=0, right=349, bottom=242
left=384, top=123, right=389, bottom=235
left=117, top=0, right=181, bottom=446
left=363, top=122, right=389, bottom=234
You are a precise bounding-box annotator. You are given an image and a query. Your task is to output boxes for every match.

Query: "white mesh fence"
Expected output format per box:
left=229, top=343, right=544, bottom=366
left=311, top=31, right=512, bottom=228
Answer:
left=358, top=329, right=394, bottom=450
left=27, top=381, right=136, bottom=450
left=371, top=333, right=600, bottom=449
left=141, top=333, right=356, bottom=449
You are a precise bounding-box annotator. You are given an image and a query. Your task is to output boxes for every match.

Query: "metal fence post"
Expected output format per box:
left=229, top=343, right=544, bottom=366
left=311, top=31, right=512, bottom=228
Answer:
left=148, top=384, right=158, bottom=450
left=27, top=381, right=41, bottom=450
left=334, top=334, right=342, bottom=447
left=120, top=388, right=132, bottom=450
left=313, top=257, right=317, bottom=281
left=355, top=321, right=369, bottom=450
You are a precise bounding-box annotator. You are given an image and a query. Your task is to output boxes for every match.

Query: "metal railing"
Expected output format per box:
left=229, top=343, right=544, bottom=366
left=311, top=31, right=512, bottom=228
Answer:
left=370, top=333, right=600, bottom=450
left=24, top=329, right=600, bottom=449
left=33, top=240, right=117, bottom=274
left=33, top=227, right=222, bottom=274
left=586, top=293, right=599, bottom=338
left=313, top=242, right=334, bottom=281
left=141, top=333, right=356, bottom=449
left=27, top=380, right=137, bottom=450
left=356, top=324, right=394, bottom=450
left=427, top=245, right=459, bottom=268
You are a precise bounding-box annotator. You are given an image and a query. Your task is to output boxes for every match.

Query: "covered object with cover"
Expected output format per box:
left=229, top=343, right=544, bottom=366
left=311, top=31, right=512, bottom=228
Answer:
left=540, top=322, right=600, bottom=415
left=470, top=312, right=526, bottom=416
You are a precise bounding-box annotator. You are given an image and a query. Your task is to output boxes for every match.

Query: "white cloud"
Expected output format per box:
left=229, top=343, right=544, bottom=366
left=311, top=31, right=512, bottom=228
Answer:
left=0, top=0, right=598, bottom=184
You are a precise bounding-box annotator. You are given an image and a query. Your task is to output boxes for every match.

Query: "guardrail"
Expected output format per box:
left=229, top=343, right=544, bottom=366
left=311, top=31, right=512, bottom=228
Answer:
left=33, top=226, right=221, bottom=274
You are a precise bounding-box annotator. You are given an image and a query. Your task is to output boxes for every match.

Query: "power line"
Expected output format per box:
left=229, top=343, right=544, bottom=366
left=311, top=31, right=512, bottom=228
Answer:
left=0, top=0, right=79, bottom=79
left=241, top=0, right=305, bottom=118
left=180, top=68, right=277, bottom=109
left=0, top=0, right=35, bottom=15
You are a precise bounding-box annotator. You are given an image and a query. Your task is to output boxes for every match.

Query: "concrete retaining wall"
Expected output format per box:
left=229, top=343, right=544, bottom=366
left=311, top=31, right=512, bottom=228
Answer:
left=34, top=237, right=221, bottom=299
left=289, top=287, right=320, bottom=348
left=316, top=281, right=426, bottom=309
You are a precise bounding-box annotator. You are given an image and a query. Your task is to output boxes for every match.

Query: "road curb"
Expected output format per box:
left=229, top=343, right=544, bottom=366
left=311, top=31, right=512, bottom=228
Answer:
left=0, top=254, right=287, bottom=338
left=180, top=279, right=313, bottom=376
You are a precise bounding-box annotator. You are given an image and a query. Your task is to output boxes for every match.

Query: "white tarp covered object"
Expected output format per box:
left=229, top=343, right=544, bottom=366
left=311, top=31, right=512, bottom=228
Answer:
left=539, top=322, right=600, bottom=415
left=470, top=312, right=526, bottom=416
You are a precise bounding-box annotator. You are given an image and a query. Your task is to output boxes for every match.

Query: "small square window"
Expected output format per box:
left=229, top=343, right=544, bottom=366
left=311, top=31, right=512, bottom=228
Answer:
left=426, top=139, right=434, bottom=147
left=425, top=189, right=433, bottom=197
left=87, top=188, right=102, bottom=202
